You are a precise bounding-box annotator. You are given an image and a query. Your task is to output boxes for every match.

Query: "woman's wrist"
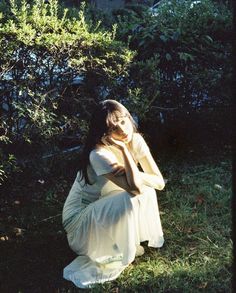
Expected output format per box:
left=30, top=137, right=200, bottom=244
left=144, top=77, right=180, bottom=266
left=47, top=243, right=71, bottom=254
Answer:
left=120, top=144, right=129, bottom=153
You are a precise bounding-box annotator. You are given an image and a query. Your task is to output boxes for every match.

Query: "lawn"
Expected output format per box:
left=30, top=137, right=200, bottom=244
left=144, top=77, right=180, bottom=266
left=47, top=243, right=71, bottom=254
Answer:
left=0, top=150, right=232, bottom=292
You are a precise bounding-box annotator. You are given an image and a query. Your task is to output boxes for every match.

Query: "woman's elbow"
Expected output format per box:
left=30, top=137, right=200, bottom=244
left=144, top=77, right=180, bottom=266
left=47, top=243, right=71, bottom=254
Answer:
left=158, top=184, right=165, bottom=190
left=158, top=179, right=165, bottom=190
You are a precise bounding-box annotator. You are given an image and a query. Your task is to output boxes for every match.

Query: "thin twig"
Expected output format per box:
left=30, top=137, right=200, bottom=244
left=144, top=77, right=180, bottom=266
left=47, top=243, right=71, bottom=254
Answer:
left=150, top=106, right=178, bottom=111
left=37, top=213, right=62, bottom=223
left=187, top=167, right=221, bottom=176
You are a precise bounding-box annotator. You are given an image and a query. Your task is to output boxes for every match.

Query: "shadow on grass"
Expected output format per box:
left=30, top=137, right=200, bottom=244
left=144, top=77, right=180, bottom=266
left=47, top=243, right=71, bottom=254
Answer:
left=0, top=152, right=231, bottom=292
left=0, top=234, right=80, bottom=293
left=0, top=235, right=231, bottom=293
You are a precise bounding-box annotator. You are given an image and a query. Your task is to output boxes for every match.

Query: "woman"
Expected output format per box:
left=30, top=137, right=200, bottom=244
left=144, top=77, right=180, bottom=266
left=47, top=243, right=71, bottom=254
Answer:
left=62, top=100, right=165, bottom=288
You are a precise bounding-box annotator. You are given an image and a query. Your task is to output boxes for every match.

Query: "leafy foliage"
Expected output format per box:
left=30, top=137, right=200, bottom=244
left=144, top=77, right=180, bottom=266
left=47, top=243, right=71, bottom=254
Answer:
left=0, top=0, right=133, bottom=140
left=106, top=0, right=232, bottom=152
left=0, top=0, right=232, bottom=184
left=115, top=0, right=232, bottom=115
left=0, top=2, right=232, bottom=290
left=0, top=0, right=134, bottom=183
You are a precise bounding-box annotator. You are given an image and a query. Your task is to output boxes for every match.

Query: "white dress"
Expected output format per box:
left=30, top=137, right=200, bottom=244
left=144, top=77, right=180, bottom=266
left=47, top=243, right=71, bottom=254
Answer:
left=62, top=133, right=164, bottom=288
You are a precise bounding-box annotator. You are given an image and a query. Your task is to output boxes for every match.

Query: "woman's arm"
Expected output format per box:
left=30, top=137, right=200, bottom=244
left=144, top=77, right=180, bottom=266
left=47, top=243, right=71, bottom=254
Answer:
left=104, top=168, right=142, bottom=196
left=103, top=137, right=144, bottom=196
left=138, top=152, right=165, bottom=190
left=121, top=145, right=144, bottom=194
left=103, top=136, right=165, bottom=194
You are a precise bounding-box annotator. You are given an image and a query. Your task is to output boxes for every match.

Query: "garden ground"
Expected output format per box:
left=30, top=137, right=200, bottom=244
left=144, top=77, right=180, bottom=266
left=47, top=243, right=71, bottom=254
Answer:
left=0, top=148, right=232, bottom=292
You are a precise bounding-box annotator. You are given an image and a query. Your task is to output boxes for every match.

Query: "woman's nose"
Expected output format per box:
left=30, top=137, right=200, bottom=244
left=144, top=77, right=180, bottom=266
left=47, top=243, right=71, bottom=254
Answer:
left=117, top=124, right=126, bottom=134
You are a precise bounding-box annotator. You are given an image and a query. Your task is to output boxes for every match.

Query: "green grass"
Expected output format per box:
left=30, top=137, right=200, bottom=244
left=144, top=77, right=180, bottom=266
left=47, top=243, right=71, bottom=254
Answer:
left=0, top=154, right=232, bottom=292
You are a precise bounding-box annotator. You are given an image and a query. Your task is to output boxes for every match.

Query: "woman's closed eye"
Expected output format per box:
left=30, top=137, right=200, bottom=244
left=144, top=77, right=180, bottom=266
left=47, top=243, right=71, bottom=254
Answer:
left=110, top=119, right=127, bottom=133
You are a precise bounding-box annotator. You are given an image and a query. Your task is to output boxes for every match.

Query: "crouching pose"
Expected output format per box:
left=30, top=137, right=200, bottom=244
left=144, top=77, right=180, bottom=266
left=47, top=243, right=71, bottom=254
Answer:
left=62, top=100, right=165, bottom=288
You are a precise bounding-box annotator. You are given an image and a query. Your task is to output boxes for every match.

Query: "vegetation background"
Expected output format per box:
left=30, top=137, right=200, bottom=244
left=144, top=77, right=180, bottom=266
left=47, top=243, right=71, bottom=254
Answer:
left=0, top=0, right=232, bottom=292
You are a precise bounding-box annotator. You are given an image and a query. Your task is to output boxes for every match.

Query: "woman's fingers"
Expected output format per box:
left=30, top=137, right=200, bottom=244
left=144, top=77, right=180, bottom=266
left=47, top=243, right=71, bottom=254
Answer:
left=109, top=137, right=126, bottom=149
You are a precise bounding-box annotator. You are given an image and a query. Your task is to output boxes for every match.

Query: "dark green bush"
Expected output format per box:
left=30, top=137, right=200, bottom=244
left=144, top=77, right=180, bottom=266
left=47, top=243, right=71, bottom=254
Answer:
left=112, top=0, right=232, bottom=148
left=0, top=0, right=232, bottom=185
left=0, top=0, right=134, bottom=183
left=0, top=0, right=133, bottom=180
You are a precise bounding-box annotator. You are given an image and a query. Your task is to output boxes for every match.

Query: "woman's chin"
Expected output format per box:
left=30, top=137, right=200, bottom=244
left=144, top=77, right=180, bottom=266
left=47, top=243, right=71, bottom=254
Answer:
left=123, top=134, right=132, bottom=143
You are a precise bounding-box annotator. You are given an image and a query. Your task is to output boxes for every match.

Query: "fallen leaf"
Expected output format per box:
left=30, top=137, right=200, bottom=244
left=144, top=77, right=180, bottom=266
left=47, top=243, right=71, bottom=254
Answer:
left=7, top=216, right=13, bottom=222
left=198, top=282, right=208, bottom=289
left=214, top=184, right=223, bottom=190
left=196, top=194, right=205, bottom=205
left=189, top=246, right=196, bottom=251
left=191, top=212, right=198, bottom=218
left=38, top=179, right=45, bottom=184
left=13, top=227, right=24, bottom=236
left=204, top=255, right=210, bottom=262
left=188, top=228, right=193, bottom=233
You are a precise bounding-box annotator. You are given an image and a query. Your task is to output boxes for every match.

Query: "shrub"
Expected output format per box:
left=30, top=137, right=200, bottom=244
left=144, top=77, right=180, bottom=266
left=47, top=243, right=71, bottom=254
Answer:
left=114, top=0, right=232, bottom=145
left=0, top=0, right=134, bottom=183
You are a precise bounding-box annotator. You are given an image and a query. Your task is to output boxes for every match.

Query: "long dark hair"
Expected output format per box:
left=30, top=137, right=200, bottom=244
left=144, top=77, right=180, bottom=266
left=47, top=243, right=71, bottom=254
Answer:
left=78, top=100, right=137, bottom=184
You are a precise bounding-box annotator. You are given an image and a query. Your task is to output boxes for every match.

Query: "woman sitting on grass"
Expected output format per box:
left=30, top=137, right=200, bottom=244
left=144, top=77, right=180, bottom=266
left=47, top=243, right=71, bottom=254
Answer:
left=62, top=99, right=165, bottom=288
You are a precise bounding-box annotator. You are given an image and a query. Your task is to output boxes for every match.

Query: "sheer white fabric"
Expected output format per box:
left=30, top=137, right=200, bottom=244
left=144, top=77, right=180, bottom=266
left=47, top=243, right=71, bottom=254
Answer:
left=62, top=133, right=164, bottom=288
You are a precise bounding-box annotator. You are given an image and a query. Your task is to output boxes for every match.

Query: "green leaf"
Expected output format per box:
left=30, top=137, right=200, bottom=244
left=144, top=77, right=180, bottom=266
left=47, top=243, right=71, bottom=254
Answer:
left=205, top=35, right=213, bottom=43
left=160, top=34, right=168, bottom=42
left=165, top=53, right=172, bottom=61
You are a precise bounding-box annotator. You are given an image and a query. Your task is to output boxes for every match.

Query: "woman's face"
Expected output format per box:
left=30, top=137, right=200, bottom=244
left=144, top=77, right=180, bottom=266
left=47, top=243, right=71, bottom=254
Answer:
left=108, top=114, right=134, bottom=144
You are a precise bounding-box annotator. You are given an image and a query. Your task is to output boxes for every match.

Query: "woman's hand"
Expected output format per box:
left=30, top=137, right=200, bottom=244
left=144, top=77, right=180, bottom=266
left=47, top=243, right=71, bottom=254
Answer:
left=108, top=136, right=126, bottom=150
left=102, top=135, right=127, bottom=150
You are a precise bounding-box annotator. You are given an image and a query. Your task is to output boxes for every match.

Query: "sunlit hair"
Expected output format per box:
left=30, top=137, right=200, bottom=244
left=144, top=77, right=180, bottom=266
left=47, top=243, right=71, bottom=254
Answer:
left=78, top=100, right=137, bottom=184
